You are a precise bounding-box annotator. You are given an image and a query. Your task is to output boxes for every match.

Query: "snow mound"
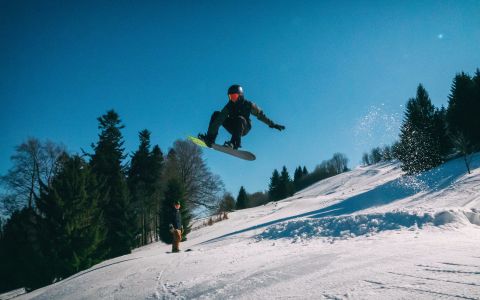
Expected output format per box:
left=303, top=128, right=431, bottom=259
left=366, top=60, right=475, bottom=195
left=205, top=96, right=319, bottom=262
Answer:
left=257, top=211, right=434, bottom=241
left=257, top=209, right=480, bottom=242
left=434, top=208, right=480, bottom=226
left=464, top=208, right=480, bottom=226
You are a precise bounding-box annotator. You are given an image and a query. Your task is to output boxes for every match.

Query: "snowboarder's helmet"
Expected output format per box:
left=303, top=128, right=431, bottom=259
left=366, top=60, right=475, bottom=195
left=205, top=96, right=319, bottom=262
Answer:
left=227, top=84, right=244, bottom=95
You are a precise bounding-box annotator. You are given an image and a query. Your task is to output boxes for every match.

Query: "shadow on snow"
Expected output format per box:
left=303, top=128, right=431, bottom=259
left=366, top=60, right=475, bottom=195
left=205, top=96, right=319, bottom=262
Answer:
left=199, top=154, right=479, bottom=245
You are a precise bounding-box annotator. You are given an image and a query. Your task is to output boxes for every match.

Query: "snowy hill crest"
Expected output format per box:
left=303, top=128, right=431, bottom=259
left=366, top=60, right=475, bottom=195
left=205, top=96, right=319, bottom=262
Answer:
left=16, top=154, right=480, bottom=300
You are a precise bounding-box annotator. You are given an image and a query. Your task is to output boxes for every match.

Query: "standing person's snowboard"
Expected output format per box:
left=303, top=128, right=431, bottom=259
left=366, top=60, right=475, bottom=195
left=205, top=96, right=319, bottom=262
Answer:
left=188, top=136, right=256, bottom=161
left=165, top=249, right=193, bottom=254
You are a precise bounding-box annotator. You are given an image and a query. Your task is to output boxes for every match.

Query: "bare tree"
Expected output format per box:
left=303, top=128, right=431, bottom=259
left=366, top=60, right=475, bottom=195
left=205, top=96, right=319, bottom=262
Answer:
left=0, top=194, right=18, bottom=216
left=165, top=140, right=224, bottom=211
left=0, top=138, right=65, bottom=211
left=216, top=192, right=236, bottom=213
left=331, top=153, right=349, bottom=174
left=361, top=153, right=370, bottom=166
left=248, top=191, right=269, bottom=207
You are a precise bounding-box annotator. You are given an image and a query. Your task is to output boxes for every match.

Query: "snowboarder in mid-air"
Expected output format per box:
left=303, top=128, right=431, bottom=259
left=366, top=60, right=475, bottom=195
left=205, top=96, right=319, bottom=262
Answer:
left=198, top=84, right=285, bottom=150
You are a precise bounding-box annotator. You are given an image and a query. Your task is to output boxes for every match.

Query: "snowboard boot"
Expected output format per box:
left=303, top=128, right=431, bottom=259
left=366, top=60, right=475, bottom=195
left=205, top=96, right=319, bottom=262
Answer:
left=198, top=133, right=214, bottom=147
left=223, top=139, right=241, bottom=150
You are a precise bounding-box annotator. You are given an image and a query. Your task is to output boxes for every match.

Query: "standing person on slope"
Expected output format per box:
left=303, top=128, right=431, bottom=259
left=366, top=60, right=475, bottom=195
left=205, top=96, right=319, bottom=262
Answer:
left=198, top=84, right=285, bottom=150
left=169, top=200, right=183, bottom=253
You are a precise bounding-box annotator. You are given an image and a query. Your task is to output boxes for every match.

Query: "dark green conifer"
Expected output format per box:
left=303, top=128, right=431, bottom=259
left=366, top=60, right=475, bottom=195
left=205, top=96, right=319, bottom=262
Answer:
left=447, top=73, right=476, bottom=145
left=236, top=186, right=249, bottom=209
left=293, top=166, right=304, bottom=192
left=0, top=208, right=49, bottom=292
left=302, top=166, right=308, bottom=176
left=432, top=107, right=453, bottom=157
left=150, top=145, right=164, bottom=241
left=471, top=69, right=480, bottom=146
left=397, top=85, right=442, bottom=174
left=279, top=166, right=294, bottom=199
left=37, top=155, right=106, bottom=279
left=128, top=130, right=164, bottom=246
left=370, top=147, right=382, bottom=164
left=268, top=169, right=281, bottom=201
left=90, top=110, right=133, bottom=258
left=381, top=146, right=393, bottom=161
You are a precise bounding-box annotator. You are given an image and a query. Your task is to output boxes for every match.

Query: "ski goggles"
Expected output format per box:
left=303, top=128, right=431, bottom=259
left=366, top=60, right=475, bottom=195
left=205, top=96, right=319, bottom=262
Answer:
left=228, top=93, right=240, bottom=102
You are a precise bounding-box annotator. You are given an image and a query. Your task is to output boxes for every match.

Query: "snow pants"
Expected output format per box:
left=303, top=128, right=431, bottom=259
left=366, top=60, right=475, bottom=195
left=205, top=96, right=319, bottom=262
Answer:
left=210, top=111, right=251, bottom=147
left=172, top=229, right=182, bottom=252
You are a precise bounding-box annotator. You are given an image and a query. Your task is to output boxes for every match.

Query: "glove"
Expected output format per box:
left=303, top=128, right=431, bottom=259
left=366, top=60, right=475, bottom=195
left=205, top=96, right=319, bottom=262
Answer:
left=169, top=224, right=174, bottom=233
left=270, top=124, right=285, bottom=131
left=198, top=133, right=215, bottom=147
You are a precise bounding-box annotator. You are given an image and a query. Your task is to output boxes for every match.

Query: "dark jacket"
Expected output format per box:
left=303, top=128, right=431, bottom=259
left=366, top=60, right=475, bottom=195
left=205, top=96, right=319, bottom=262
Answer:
left=207, top=98, right=275, bottom=137
left=172, top=208, right=182, bottom=230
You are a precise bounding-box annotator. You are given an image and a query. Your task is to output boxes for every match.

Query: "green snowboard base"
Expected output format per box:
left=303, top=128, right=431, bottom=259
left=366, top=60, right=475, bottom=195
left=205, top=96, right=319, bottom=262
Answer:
left=188, top=136, right=256, bottom=161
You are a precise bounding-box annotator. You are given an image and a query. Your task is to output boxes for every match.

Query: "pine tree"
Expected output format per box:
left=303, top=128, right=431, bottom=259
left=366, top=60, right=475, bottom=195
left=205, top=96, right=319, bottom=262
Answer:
left=279, top=166, right=294, bottom=199
left=381, top=145, right=393, bottom=161
left=0, top=207, right=51, bottom=292
left=268, top=169, right=281, bottom=201
left=37, top=155, right=106, bottom=279
left=302, top=166, right=308, bottom=176
left=432, top=106, right=453, bottom=157
left=236, top=186, right=249, bottom=209
left=397, top=85, right=442, bottom=174
left=150, top=145, right=164, bottom=242
left=128, top=130, right=151, bottom=188
left=90, top=110, right=133, bottom=258
left=472, top=69, right=480, bottom=146
left=128, top=130, right=163, bottom=246
left=296, top=167, right=303, bottom=177
left=163, top=149, right=179, bottom=181
left=391, top=141, right=402, bottom=160
left=447, top=72, right=477, bottom=148
left=150, top=145, right=164, bottom=178
left=159, top=178, right=191, bottom=243
left=293, top=167, right=303, bottom=181
left=370, top=147, right=382, bottom=164
left=293, top=166, right=304, bottom=192
left=128, top=130, right=151, bottom=247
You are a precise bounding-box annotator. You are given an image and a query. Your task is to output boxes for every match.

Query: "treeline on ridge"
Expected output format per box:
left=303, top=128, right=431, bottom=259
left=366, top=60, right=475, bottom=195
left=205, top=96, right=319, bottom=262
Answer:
left=361, top=69, right=480, bottom=174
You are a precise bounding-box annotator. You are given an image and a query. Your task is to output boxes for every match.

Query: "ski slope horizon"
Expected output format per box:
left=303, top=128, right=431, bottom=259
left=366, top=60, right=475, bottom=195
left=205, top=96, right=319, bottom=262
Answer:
left=14, top=153, right=480, bottom=300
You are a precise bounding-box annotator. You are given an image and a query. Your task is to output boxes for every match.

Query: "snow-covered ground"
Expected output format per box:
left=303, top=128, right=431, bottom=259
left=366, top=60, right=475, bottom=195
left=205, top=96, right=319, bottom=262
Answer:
left=17, top=154, right=480, bottom=299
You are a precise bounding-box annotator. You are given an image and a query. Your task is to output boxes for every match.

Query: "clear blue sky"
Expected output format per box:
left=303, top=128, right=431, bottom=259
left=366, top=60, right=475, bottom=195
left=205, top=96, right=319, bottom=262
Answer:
left=1, top=0, right=479, bottom=196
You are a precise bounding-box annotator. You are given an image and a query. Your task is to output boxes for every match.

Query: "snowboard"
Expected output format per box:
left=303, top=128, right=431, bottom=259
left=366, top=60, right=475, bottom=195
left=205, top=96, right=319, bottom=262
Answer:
left=188, top=136, right=256, bottom=161
left=166, top=249, right=193, bottom=254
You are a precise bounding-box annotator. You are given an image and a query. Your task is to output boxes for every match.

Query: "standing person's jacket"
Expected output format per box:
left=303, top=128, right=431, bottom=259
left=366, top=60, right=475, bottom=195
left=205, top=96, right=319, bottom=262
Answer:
left=172, top=209, right=182, bottom=230
left=207, top=98, right=275, bottom=138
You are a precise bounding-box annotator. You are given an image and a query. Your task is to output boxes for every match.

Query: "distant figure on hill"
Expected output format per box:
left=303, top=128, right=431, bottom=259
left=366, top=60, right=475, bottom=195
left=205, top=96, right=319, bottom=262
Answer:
left=169, top=200, right=183, bottom=253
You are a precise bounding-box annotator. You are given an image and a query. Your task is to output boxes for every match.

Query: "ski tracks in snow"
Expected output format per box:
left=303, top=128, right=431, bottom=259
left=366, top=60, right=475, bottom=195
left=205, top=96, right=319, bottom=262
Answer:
left=153, top=252, right=188, bottom=300
left=362, top=259, right=480, bottom=299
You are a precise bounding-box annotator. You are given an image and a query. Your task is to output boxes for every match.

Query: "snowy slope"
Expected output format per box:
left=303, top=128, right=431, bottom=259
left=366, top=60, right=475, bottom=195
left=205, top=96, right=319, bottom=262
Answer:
left=17, top=154, right=480, bottom=300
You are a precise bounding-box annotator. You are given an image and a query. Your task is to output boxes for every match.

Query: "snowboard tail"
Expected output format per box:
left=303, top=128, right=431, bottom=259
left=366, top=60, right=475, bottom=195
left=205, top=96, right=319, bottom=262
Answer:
left=188, top=136, right=256, bottom=161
